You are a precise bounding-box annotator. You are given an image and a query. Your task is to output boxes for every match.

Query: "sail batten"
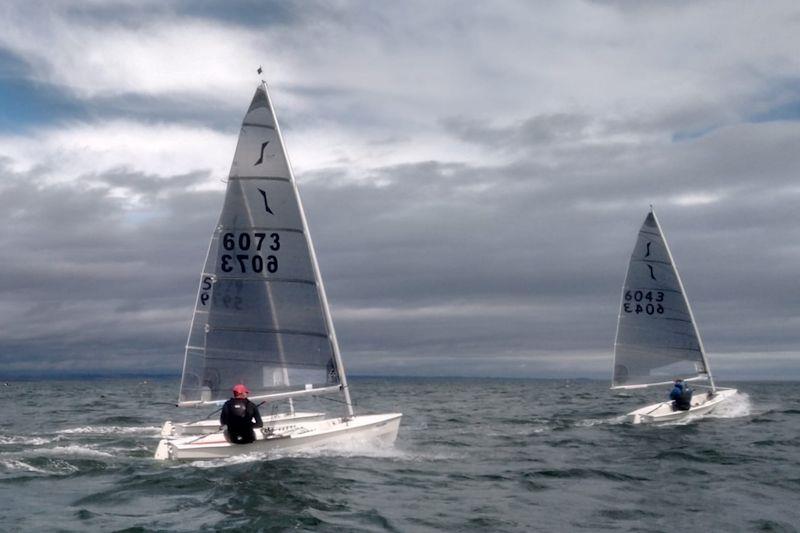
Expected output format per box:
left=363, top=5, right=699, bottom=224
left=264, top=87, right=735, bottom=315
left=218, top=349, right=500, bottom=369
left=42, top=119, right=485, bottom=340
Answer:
left=178, top=83, right=342, bottom=405
left=612, top=210, right=710, bottom=388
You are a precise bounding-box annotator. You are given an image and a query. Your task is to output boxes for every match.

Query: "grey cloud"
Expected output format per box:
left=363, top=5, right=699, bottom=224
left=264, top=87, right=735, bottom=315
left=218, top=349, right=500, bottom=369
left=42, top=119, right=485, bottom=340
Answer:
left=294, top=116, right=800, bottom=376
left=0, top=160, right=222, bottom=373
left=3, top=102, right=799, bottom=379
left=442, top=114, right=592, bottom=150
left=1, top=0, right=799, bottom=379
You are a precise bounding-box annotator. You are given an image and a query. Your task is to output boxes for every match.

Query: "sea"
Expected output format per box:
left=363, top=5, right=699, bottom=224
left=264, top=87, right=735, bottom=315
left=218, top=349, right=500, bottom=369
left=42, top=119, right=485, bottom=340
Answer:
left=0, top=377, right=798, bottom=532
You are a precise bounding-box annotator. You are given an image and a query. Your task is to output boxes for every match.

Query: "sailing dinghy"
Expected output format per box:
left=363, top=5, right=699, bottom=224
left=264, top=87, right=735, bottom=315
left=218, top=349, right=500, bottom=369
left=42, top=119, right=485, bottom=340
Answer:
left=611, top=209, right=736, bottom=424
left=155, top=82, right=401, bottom=460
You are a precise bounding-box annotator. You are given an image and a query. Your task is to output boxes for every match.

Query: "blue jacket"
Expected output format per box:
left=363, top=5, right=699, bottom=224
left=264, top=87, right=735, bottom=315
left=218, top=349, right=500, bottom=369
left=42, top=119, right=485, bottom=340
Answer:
left=669, top=383, right=684, bottom=401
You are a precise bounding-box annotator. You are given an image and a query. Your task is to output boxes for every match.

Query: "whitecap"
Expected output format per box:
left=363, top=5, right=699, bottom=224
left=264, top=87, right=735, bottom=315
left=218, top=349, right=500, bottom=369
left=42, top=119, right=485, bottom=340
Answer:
left=56, top=426, right=160, bottom=435
left=0, top=459, right=51, bottom=474
left=575, top=415, right=628, bottom=427
left=0, top=435, right=60, bottom=446
left=0, top=458, right=78, bottom=476
left=32, top=445, right=114, bottom=458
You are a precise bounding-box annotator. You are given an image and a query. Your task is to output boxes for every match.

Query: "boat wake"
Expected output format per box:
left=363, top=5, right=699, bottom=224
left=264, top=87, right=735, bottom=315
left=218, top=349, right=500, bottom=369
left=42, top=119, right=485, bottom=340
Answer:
left=182, top=440, right=448, bottom=469
left=575, top=415, right=629, bottom=427
left=703, top=392, right=752, bottom=419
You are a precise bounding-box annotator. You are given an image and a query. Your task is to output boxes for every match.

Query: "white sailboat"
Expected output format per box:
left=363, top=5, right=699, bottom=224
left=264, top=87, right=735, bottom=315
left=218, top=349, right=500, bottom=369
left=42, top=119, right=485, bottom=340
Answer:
left=611, top=208, right=737, bottom=424
left=155, top=81, right=401, bottom=460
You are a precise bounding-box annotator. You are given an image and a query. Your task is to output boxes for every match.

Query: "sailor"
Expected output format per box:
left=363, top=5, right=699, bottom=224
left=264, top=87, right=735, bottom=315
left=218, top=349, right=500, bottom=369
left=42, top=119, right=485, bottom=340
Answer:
left=220, top=384, right=263, bottom=444
left=669, top=379, right=693, bottom=411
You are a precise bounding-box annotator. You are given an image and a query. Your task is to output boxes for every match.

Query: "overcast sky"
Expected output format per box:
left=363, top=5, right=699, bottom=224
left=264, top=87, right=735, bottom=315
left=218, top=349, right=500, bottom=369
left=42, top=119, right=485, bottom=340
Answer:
left=0, top=0, right=798, bottom=380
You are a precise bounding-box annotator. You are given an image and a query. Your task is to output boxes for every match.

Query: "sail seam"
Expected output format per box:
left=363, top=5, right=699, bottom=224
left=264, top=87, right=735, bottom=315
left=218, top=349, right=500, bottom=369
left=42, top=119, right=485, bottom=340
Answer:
left=213, top=276, right=317, bottom=285
left=619, top=316, right=693, bottom=324
left=217, top=226, right=304, bottom=234
left=631, top=259, right=672, bottom=266
left=242, top=122, right=276, bottom=129
left=228, top=176, right=290, bottom=182
left=615, top=343, right=703, bottom=353
left=639, top=230, right=661, bottom=238
left=622, top=287, right=681, bottom=294
left=207, top=326, right=328, bottom=338
left=204, top=355, right=331, bottom=364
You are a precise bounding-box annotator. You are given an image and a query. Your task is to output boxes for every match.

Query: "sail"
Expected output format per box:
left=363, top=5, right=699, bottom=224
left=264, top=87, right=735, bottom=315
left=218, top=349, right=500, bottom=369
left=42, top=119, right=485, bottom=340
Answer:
left=178, top=84, right=340, bottom=405
left=612, top=211, right=709, bottom=388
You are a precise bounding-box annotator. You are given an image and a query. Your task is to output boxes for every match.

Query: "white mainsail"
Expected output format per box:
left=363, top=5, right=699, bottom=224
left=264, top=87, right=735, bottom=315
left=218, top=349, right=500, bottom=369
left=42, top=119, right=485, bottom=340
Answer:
left=155, top=81, right=401, bottom=460
left=178, top=83, right=351, bottom=409
left=611, top=209, right=715, bottom=389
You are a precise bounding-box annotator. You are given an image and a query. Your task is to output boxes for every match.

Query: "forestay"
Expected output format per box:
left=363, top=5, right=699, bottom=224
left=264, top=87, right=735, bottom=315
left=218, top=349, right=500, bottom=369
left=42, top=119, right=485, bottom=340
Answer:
left=612, top=210, right=709, bottom=388
left=178, top=85, right=340, bottom=405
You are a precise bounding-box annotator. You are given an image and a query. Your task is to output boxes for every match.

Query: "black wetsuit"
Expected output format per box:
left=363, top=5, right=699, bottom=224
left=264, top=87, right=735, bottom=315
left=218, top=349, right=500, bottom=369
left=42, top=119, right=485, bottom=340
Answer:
left=220, top=398, right=263, bottom=444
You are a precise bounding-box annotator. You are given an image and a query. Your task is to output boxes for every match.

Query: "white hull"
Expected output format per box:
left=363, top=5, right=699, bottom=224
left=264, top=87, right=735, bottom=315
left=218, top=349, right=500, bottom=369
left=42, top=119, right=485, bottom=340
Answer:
left=160, top=411, right=325, bottom=438
left=154, top=413, right=402, bottom=461
left=628, top=388, right=737, bottom=424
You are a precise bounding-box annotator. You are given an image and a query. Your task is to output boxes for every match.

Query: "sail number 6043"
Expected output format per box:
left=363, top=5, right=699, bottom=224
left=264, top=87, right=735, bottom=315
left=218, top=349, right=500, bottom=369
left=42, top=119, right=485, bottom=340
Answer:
left=625, top=290, right=663, bottom=302
left=623, top=290, right=665, bottom=315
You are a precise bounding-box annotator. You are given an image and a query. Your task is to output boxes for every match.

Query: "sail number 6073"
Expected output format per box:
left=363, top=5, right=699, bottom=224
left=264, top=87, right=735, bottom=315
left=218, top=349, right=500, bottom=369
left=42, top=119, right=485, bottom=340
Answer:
left=220, top=232, right=280, bottom=274
left=222, top=232, right=279, bottom=252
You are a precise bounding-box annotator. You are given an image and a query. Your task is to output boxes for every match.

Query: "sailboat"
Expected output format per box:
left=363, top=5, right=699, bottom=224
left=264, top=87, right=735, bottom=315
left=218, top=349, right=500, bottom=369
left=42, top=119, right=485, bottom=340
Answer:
left=611, top=208, right=737, bottom=424
left=154, top=81, right=401, bottom=460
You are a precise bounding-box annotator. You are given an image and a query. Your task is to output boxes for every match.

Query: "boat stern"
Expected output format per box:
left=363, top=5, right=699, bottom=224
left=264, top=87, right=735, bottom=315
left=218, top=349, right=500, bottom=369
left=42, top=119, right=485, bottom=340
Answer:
left=154, top=439, right=173, bottom=461
left=160, top=421, right=175, bottom=438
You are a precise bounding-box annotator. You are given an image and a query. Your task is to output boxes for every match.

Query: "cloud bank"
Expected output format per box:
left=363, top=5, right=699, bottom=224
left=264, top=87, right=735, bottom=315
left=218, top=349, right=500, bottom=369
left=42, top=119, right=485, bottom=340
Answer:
left=0, top=0, right=798, bottom=379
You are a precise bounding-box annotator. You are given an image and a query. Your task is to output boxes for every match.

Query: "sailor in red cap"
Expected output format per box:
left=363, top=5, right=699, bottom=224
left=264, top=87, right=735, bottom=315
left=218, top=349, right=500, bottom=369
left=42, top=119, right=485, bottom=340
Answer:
left=220, top=383, right=263, bottom=444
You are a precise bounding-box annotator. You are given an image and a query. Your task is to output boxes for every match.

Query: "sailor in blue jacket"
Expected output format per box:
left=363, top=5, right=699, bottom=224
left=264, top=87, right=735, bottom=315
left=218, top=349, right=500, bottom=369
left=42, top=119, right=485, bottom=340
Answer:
left=669, top=379, right=693, bottom=411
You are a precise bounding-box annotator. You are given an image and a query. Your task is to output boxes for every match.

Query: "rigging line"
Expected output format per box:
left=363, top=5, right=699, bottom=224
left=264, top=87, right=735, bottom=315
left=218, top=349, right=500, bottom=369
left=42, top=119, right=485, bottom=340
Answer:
left=186, top=399, right=268, bottom=426
left=316, top=394, right=360, bottom=410
left=183, top=407, right=259, bottom=445
left=190, top=405, right=223, bottom=423
left=643, top=402, right=667, bottom=416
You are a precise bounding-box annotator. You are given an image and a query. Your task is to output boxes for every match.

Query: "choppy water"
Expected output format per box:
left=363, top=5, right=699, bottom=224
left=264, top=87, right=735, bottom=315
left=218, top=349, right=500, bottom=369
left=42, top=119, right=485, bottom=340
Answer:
left=0, top=378, right=798, bottom=532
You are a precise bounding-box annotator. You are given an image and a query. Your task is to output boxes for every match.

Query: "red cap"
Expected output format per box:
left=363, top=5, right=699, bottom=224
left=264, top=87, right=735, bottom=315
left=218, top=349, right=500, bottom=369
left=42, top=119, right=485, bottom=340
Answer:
left=232, top=383, right=250, bottom=396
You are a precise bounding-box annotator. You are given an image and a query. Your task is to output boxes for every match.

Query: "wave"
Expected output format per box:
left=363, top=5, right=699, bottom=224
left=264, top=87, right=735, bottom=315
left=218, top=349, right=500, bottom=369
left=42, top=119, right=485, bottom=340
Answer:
left=0, top=458, right=79, bottom=477
left=575, top=415, right=629, bottom=427
left=56, top=425, right=160, bottom=435
left=22, top=445, right=115, bottom=459
left=0, top=435, right=61, bottom=446
left=0, top=459, right=53, bottom=474
left=182, top=442, right=458, bottom=469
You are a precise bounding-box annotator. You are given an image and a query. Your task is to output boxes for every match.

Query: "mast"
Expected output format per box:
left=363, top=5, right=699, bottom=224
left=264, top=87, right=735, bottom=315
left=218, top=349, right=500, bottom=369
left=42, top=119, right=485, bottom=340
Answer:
left=650, top=207, right=717, bottom=393
left=261, top=80, right=355, bottom=417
